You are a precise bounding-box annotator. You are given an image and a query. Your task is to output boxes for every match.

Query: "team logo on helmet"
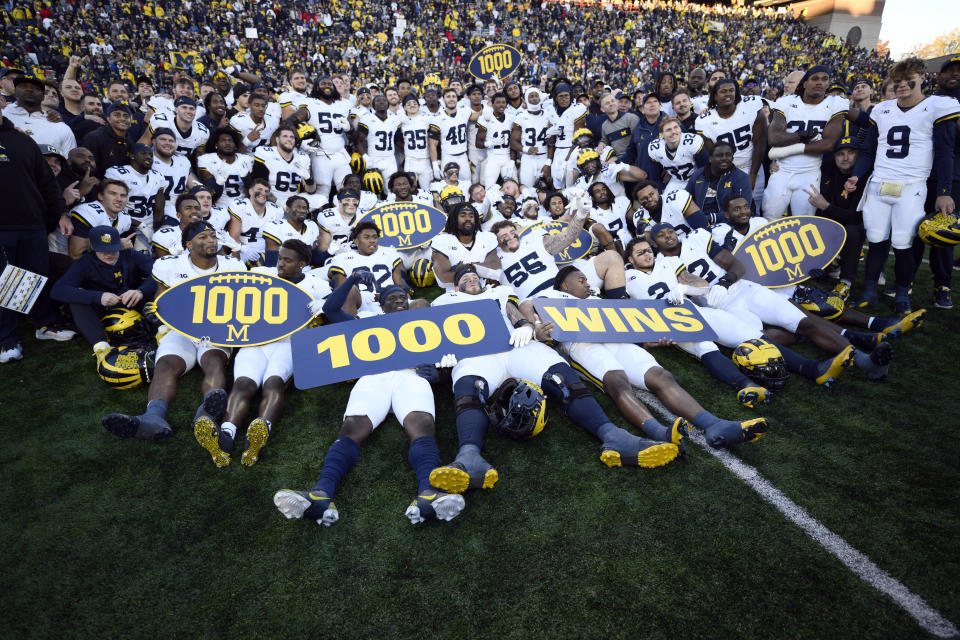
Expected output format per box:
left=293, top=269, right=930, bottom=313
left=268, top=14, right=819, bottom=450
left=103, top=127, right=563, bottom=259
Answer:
left=918, top=213, right=960, bottom=248
left=790, top=284, right=844, bottom=320
left=486, top=378, right=547, bottom=440
left=98, top=345, right=155, bottom=389
left=362, top=169, right=384, bottom=196
left=409, top=258, right=436, bottom=288
left=732, top=339, right=789, bottom=390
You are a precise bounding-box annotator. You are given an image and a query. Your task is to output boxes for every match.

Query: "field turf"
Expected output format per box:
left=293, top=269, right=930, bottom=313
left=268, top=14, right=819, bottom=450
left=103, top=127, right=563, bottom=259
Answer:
left=1, top=266, right=958, bottom=639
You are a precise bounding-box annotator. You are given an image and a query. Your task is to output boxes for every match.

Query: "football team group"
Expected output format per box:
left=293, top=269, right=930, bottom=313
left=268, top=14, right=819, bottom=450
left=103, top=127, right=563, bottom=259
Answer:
left=1, top=1, right=958, bottom=527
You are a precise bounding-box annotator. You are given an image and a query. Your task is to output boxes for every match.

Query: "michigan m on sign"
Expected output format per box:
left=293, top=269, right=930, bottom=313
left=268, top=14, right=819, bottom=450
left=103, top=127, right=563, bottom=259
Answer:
left=532, top=298, right=717, bottom=343
left=355, top=202, right=447, bottom=250
left=734, top=216, right=846, bottom=288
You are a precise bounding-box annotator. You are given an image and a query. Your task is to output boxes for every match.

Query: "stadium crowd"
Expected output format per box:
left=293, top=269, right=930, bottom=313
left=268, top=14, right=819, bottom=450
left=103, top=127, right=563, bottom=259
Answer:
left=1, top=0, right=958, bottom=526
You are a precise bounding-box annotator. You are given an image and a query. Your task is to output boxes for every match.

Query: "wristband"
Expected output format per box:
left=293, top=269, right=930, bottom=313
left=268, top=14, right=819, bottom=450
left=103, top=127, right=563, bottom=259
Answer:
left=717, top=271, right=739, bottom=288
left=513, top=318, right=533, bottom=329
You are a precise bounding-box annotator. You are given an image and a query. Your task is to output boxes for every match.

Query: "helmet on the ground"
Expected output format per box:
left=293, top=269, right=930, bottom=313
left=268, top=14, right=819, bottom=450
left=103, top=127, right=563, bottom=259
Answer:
left=732, top=338, right=788, bottom=390
left=486, top=378, right=547, bottom=440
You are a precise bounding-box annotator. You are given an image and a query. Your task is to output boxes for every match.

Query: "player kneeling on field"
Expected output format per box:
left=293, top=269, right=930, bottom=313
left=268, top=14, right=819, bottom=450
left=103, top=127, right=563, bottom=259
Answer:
left=274, top=276, right=464, bottom=526
left=193, top=240, right=328, bottom=467
left=101, top=222, right=245, bottom=441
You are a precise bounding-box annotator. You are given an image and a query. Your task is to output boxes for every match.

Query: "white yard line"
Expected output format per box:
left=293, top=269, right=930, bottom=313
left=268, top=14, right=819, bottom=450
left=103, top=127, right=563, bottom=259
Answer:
left=635, top=390, right=960, bottom=639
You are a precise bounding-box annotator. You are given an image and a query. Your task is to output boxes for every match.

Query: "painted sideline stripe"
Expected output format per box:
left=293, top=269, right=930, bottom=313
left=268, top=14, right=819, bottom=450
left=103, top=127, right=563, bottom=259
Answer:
left=636, top=390, right=960, bottom=639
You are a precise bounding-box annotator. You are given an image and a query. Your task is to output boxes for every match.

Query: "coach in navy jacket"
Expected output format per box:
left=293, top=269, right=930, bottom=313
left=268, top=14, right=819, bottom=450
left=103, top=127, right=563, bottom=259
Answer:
left=685, top=141, right=754, bottom=223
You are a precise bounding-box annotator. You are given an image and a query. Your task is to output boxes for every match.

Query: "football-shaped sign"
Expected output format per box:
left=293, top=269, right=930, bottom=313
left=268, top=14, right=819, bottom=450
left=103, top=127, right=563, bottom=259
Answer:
left=468, top=44, right=522, bottom=80
left=355, top=202, right=447, bottom=250
left=733, top=216, right=846, bottom=288
left=520, top=220, right=596, bottom=265
left=155, top=271, right=314, bottom=347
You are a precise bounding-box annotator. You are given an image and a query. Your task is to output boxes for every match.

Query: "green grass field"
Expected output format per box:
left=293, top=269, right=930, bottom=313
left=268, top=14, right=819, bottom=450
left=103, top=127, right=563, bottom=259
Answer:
left=1, top=265, right=958, bottom=640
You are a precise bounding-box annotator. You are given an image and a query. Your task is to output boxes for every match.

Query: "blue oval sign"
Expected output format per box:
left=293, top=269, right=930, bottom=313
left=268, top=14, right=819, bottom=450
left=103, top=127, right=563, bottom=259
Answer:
left=733, top=216, right=846, bottom=288
left=519, top=220, right=596, bottom=265
left=355, top=202, right=447, bottom=250
left=155, top=271, right=314, bottom=347
left=468, top=44, right=522, bottom=81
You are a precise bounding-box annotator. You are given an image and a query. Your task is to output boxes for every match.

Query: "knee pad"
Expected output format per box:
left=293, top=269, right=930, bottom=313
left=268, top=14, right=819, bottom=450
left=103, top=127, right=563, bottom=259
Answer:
left=540, top=363, right=590, bottom=410
left=453, top=375, right=489, bottom=415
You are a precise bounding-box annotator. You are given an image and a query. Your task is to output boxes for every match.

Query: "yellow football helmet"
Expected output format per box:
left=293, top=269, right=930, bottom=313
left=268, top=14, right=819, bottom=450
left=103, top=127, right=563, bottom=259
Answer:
left=362, top=169, right=384, bottom=196
left=409, top=258, right=436, bottom=288
left=438, top=185, right=466, bottom=212
left=732, top=339, right=788, bottom=390
left=576, top=148, right=601, bottom=175
left=101, top=307, right=152, bottom=345
left=350, top=151, right=366, bottom=176
left=918, top=213, right=960, bottom=248
left=573, top=127, right=595, bottom=147
left=97, top=345, right=155, bottom=390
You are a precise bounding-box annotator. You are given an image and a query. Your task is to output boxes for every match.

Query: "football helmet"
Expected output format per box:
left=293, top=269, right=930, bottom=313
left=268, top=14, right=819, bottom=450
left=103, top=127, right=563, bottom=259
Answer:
left=573, top=127, right=595, bottom=148
left=486, top=378, right=547, bottom=440
left=577, top=149, right=601, bottom=176
left=790, top=284, right=844, bottom=320
left=732, top=339, right=789, bottom=390
left=295, top=122, right=318, bottom=145
left=350, top=151, right=366, bottom=176
left=97, top=345, right=155, bottom=389
left=918, top=213, right=960, bottom=248
left=362, top=169, right=384, bottom=196
left=438, top=185, right=466, bottom=213
left=101, top=307, right=152, bottom=345
left=409, top=258, right=436, bottom=288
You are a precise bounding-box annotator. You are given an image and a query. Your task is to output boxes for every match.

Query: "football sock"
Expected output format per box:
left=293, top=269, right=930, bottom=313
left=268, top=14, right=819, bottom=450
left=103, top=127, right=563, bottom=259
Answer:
left=701, top=350, right=752, bottom=388
left=863, top=240, right=891, bottom=283
left=778, top=345, right=819, bottom=379
left=408, top=436, right=441, bottom=493
left=567, top=397, right=614, bottom=439
left=453, top=377, right=489, bottom=449
left=312, top=436, right=360, bottom=498
left=866, top=317, right=881, bottom=330
left=144, top=399, right=168, bottom=420
left=893, top=248, right=915, bottom=289
left=691, top=410, right=721, bottom=430
left=640, top=417, right=670, bottom=442
left=604, top=285, right=627, bottom=299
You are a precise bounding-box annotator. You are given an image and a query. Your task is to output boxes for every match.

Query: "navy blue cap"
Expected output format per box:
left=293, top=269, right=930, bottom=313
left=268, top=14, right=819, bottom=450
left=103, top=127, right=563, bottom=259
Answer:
left=402, top=94, right=420, bottom=105
left=13, top=74, right=44, bottom=88
left=357, top=86, right=371, bottom=96
left=649, top=222, right=675, bottom=245
left=378, top=284, right=407, bottom=304
left=174, top=96, right=196, bottom=107
left=339, top=189, right=360, bottom=200
left=151, top=127, right=175, bottom=140
left=132, top=142, right=153, bottom=153
left=443, top=161, right=460, bottom=173
left=183, top=221, right=215, bottom=243
left=554, top=82, right=571, bottom=94
left=89, top=226, right=122, bottom=252
left=106, top=100, right=134, bottom=115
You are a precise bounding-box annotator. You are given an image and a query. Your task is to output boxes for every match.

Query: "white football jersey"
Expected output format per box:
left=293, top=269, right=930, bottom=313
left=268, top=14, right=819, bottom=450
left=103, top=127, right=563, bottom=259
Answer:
left=253, top=146, right=311, bottom=199
left=647, top=133, right=706, bottom=192
left=626, top=258, right=682, bottom=301
left=104, top=164, right=165, bottom=221
left=498, top=226, right=559, bottom=299
left=70, top=201, right=133, bottom=236
left=588, top=195, right=632, bottom=245
left=316, top=207, right=357, bottom=246
left=674, top=227, right=725, bottom=285
left=869, top=96, right=960, bottom=182
left=148, top=112, right=210, bottom=156
left=432, top=283, right=518, bottom=333
left=327, top=246, right=403, bottom=293
left=430, top=107, right=472, bottom=157
left=478, top=113, right=515, bottom=156
left=513, top=110, right=552, bottom=156
left=298, top=97, right=350, bottom=153
left=152, top=153, right=193, bottom=219
left=570, top=162, right=628, bottom=199
left=400, top=114, right=431, bottom=160
left=695, top=95, right=764, bottom=173
left=229, top=112, right=278, bottom=150
left=358, top=112, right=403, bottom=157
left=770, top=94, right=847, bottom=173
left=206, top=205, right=231, bottom=231
left=262, top=217, right=321, bottom=248
left=278, top=90, right=310, bottom=110
left=151, top=224, right=184, bottom=256
left=251, top=265, right=331, bottom=301
left=553, top=103, right=588, bottom=148
left=630, top=189, right=698, bottom=241
left=196, top=153, right=255, bottom=206
left=430, top=231, right=499, bottom=289
left=711, top=217, right=770, bottom=252
left=152, top=252, right=246, bottom=289
left=227, top=198, right=285, bottom=253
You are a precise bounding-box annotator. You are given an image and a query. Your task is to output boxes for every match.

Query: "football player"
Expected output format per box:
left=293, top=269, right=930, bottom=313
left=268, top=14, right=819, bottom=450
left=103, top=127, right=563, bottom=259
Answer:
left=583, top=182, right=630, bottom=249
left=429, top=87, right=482, bottom=180
left=152, top=128, right=197, bottom=222
left=568, top=149, right=647, bottom=199
left=385, top=171, right=432, bottom=206
left=249, top=125, right=315, bottom=202
left=647, top=117, right=708, bottom=194
left=629, top=179, right=710, bottom=241
left=539, top=266, right=769, bottom=447
left=355, top=95, right=403, bottom=178
left=284, top=76, right=352, bottom=204
left=475, top=92, right=518, bottom=186
left=431, top=202, right=500, bottom=289
left=399, top=94, right=433, bottom=190
left=684, top=141, right=754, bottom=222
left=69, top=179, right=135, bottom=259
left=764, top=66, right=847, bottom=219
left=101, top=221, right=246, bottom=442
left=430, top=161, right=472, bottom=203
left=228, top=92, right=277, bottom=151
left=465, top=84, right=487, bottom=184
left=104, top=142, right=165, bottom=250
left=316, top=187, right=360, bottom=252
left=327, top=220, right=406, bottom=300
left=152, top=193, right=205, bottom=257
left=262, top=195, right=320, bottom=266
left=695, top=79, right=766, bottom=188
left=194, top=240, right=328, bottom=467
left=196, top=127, right=254, bottom=208
left=273, top=276, right=466, bottom=526
left=278, top=68, right=310, bottom=121
left=510, top=86, right=553, bottom=187
left=546, top=82, right=588, bottom=188
left=227, top=178, right=285, bottom=266
left=428, top=265, right=679, bottom=495
left=852, top=57, right=960, bottom=313
left=143, top=96, right=210, bottom=157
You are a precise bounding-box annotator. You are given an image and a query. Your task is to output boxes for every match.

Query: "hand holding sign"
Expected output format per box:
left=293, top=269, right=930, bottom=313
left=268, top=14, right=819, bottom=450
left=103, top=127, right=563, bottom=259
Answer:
left=732, top=216, right=846, bottom=288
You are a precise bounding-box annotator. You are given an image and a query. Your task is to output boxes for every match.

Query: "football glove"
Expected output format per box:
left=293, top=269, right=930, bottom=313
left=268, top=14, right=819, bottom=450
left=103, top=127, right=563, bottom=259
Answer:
left=327, top=240, right=344, bottom=255
left=432, top=160, right=442, bottom=180
left=707, top=284, right=729, bottom=307
left=240, top=245, right=263, bottom=264
left=509, top=324, right=534, bottom=348
left=415, top=363, right=441, bottom=384
left=435, top=353, right=458, bottom=368
left=351, top=268, right=376, bottom=288
left=308, top=299, right=325, bottom=316
left=339, top=116, right=351, bottom=132
left=666, top=283, right=687, bottom=305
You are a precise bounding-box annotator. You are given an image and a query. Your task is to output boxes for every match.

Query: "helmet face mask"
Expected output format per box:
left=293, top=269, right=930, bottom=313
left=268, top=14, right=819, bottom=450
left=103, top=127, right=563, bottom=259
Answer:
left=486, top=378, right=547, bottom=440
left=577, top=149, right=601, bottom=176
left=732, top=339, right=789, bottom=390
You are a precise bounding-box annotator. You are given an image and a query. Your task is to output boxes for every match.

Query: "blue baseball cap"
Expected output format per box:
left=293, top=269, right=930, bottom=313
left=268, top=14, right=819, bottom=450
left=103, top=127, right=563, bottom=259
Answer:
left=89, top=226, right=122, bottom=252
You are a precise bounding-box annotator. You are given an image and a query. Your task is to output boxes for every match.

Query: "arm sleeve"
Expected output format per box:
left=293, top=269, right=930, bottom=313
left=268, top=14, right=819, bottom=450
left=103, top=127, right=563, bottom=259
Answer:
left=933, top=119, right=958, bottom=197
left=34, top=145, right=66, bottom=231
left=133, top=252, right=158, bottom=298
left=321, top=274, right=358, bottom=324
left=51, top=260, right=102, bottom=305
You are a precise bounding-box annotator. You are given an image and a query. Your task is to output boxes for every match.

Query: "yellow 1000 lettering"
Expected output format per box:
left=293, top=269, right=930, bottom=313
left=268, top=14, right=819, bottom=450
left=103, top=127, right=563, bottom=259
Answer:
left=742, top=224, right=825, bottom=276
left=478, top=50, right=513, bottom=75
left=315, top=313, right=485, bottom=368
left=370, top=209, right=432, bottom=237
left=189, top=285, right=288, bottom=325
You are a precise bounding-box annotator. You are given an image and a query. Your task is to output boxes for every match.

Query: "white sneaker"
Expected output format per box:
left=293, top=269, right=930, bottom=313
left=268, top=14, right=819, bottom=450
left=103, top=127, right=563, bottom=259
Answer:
left=35, top=326, right=76, bottom=341
left=273, top=490, right=339, bottom=527
left=0, top=344, right=23, bottom=363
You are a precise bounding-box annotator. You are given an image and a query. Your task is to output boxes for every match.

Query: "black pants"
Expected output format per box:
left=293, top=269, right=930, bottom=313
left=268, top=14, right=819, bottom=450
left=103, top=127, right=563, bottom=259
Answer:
left=0, top=230, right=56, bottom=349
left=839, top=223, right=865, bottom=282
left=912, top=178, right=958, bottom=288
left=68, top=302, right=109, bottom=346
